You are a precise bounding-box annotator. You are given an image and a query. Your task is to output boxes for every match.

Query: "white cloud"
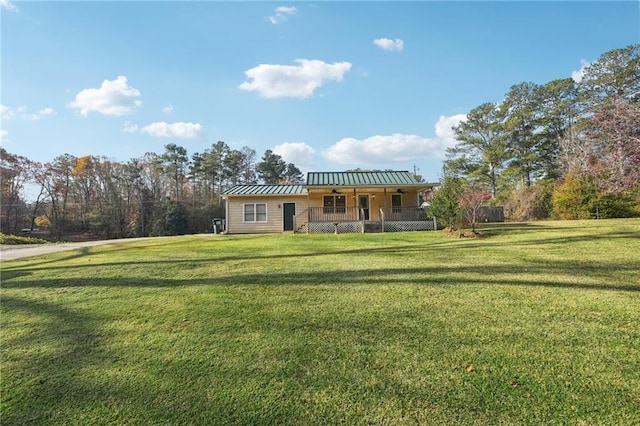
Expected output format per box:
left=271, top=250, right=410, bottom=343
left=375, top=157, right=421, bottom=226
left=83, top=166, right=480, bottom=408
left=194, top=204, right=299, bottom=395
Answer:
left=162, top=104, right=173, bottom=114
left=273, top=142, right=315, bottom=171
left=2, top=104, right=57, bottom=120
left=0, top=0, right=18, bottom=11
left=37, top=107, right=56, bottom=117
left=0, top=129, right=8, bottom=144
left=68, top=76, right=142, bottom=116
left=122, top=121, right=139, bottom=133
left=269, top=6, right=297, bottom=24
left=1, top=104, right=13, bottom=120
left=434, top=114, right=466, bottom=151
left=322, top=114, right=467, bottom=165
left=239, top=59, right=352, bottom=99
left=374, top=38, right=404, bottom=52
left=27, top=107, right=57, bottom=121
left=140, top=121, right=203, bottom=139
left=572, top=59, right=590, bottom=83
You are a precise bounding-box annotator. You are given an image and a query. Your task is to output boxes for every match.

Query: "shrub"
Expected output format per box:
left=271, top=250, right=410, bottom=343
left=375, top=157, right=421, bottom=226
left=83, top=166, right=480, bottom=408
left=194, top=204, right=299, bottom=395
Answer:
left=0, top=233, right=49, bottom=245
left=504, top=180, right=555, bottom=221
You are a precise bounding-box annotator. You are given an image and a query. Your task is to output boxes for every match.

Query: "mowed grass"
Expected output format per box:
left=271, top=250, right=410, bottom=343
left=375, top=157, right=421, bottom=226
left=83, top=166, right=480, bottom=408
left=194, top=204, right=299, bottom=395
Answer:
left=1, top=219, right=639, bottom=425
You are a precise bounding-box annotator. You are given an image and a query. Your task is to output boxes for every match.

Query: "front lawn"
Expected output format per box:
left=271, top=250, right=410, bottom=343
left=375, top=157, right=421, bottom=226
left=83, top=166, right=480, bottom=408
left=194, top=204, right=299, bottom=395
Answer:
left=2, top=219, right=639, bottom=424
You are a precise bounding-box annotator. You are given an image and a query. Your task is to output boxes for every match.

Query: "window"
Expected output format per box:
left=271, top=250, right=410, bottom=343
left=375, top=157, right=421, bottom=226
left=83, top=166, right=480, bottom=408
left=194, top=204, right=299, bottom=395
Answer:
left=244, top=203, right=267, bottom=222
left=392, top=194, right=402, bottom=213
left=323, top=195, right=346, bottom=214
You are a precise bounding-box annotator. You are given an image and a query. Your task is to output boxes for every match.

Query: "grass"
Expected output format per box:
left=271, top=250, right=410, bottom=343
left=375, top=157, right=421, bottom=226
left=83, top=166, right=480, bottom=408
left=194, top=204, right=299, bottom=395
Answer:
left=1, top=219, right=639, bottom=425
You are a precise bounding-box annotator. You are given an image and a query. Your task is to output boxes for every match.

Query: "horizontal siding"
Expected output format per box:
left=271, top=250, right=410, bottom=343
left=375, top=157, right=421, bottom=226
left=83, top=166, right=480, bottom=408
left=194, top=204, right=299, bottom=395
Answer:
left=226, top=196, right=306, bottom=234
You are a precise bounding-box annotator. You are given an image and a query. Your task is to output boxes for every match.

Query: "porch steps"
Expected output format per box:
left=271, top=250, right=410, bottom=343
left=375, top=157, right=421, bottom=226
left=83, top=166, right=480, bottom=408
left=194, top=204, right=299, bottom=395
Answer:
left=364, top=222, right=382, bottom=233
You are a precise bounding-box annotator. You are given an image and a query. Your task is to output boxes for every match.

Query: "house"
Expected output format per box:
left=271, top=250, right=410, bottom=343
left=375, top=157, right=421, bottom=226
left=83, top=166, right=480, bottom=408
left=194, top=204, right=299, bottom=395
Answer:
left=222, top=171, right=437, bottom=234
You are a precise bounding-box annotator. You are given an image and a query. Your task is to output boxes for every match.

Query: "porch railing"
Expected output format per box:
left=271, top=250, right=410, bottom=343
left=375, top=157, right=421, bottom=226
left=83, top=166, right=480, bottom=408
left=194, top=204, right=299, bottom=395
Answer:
left=308, top=206, right=361, bottom=222
left=380, top=205, right=429, bottom=221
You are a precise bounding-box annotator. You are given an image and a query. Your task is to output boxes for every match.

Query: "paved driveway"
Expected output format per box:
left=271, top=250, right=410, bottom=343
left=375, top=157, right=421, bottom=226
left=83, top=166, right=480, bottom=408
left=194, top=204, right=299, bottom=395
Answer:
left=0, top=239, right=148, bottom=262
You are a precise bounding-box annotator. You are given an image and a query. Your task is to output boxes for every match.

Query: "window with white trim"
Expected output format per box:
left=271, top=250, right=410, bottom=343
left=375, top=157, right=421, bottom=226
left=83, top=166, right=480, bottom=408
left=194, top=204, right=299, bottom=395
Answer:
left=244, top=203, right=267, bottom=222
left=323, top=195, right=346, bottom=214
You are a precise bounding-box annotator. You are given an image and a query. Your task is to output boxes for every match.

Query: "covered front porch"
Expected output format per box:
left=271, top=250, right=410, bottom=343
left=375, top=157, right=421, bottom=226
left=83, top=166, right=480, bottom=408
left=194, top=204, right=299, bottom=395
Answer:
left=294, top=186, right=437, bottom=234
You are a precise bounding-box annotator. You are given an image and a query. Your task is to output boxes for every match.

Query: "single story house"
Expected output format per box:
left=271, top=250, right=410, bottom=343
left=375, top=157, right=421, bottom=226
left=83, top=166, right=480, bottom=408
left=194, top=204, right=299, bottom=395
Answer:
left=222, top=171, right=437, bottom=234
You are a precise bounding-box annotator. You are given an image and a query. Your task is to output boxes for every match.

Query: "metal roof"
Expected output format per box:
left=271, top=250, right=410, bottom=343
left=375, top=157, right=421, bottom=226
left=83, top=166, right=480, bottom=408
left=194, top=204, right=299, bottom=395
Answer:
left=223, top=184, right=307, bottom=196
left=306, top=171, right=421, bottom=186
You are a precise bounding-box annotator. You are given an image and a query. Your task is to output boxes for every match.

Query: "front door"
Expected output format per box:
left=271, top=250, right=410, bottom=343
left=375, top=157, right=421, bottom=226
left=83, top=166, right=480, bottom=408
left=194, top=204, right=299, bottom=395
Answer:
left=358, top=195, right=370, bottom=220
left=283, top=203, right=296, bottom=231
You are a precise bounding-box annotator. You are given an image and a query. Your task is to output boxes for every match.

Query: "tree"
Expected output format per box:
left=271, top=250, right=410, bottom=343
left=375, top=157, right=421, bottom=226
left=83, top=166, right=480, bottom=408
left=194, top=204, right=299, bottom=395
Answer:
left=534, top=78, right=580, bottom=180
left=552, top=172, right=599, bottom=220
left=240, top=146, right=257, bottom=184
left=284, top=163, right=304, bottom=184
left=427, top=176, right=464, bottom=230
left=459, top=183, right=492, bottom=233
left=500, top=82, right=541, bottom=188
left=447, top=102, right=509, bottom=198
left=202, top=141, right=230, bottom=204
left=0, top=149, right=32, bottom=232
left=160, top=143, right=189, bottom=200
left=71, top=155, right=100, bottom=232
left=31, top=154, right=76, bottom=239
left=256, top=149, right=287, bottom=184
left=152, top=200, right=187, bottom=236
left=224, top=149, right=244, bottom=186
left=579, top=44, right=640, bottom=104
left=582, top=97, right=640, bottom=193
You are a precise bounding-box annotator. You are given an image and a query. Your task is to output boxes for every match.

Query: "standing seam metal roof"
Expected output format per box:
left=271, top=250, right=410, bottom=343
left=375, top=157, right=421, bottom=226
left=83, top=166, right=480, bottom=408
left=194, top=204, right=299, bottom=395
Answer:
left=223, top=185, right=306, bottom=196
left=306, top=171, right=420, bottom=186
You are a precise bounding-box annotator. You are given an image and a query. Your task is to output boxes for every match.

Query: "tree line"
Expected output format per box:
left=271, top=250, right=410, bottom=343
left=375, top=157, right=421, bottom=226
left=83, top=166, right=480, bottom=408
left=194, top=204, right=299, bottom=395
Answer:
left=1, top=142, right=303, bottom=239
left=431, top=44, right=639, bottom=227
left=2, top=44, right=637, bottom=239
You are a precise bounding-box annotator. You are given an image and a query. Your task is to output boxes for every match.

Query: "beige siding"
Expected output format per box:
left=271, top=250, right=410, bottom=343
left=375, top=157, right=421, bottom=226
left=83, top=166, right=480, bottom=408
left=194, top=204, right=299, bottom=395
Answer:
left=226, top=195, right=307, bottom=234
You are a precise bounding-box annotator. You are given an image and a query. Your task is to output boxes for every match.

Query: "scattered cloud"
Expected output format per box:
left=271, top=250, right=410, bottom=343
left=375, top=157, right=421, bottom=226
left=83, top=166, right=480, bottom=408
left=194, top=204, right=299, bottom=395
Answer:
left=140, top=121, right=203, bottom=139
left=269, top=6, right=297, bottom=24
left=26, top=107, right=57, bottom=121
left=239, top=59, right=352, bottom=99
left=1, top=104, right=13, bottom=120
left=322, top=114, right=467, bottom=165
left=0, top=129, right=8, bottom=144
left=571, top=59, right=590, bottom=83
left=1, top=104, right=56, bottom=120
left=68, top=76, right=142, bottom=116
left=374, top=38, right=404, bottom=52
left=273, top=142, right=316, bottom=171
left=122, top=121, right=139, bottom=133
left=0, top=0, right=18, bottom=12
left=162, top=104, right=173, bottom=114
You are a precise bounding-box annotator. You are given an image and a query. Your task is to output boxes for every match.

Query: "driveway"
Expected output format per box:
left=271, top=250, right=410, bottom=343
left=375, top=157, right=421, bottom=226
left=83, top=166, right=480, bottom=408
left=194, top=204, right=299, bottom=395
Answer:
left=0, top=238, right=148, bottom=262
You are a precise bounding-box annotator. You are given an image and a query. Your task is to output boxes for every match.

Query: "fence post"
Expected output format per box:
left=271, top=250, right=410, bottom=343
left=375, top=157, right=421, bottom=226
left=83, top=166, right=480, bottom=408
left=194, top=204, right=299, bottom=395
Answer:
left=433, top=216, right=437, bottom=231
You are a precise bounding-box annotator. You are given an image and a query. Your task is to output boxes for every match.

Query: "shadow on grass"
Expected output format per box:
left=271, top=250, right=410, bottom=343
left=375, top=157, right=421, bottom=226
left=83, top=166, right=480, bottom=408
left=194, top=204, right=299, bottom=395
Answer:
left=2, top=260, right=638, bottom=293
left=3, top=224, right=638, bottom=277
left=1, top=296, right=108, bottom=424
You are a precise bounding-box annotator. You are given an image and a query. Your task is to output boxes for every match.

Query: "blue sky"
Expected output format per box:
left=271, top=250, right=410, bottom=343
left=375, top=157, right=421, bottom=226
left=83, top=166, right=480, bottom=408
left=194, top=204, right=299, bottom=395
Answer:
left=2, top=1, right=639, bottom=184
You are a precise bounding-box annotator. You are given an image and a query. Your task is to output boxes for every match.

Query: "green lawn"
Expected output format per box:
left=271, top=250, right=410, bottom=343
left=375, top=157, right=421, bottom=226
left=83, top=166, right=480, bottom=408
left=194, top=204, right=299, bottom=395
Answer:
left=2, top=219, right=639, bottom=425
